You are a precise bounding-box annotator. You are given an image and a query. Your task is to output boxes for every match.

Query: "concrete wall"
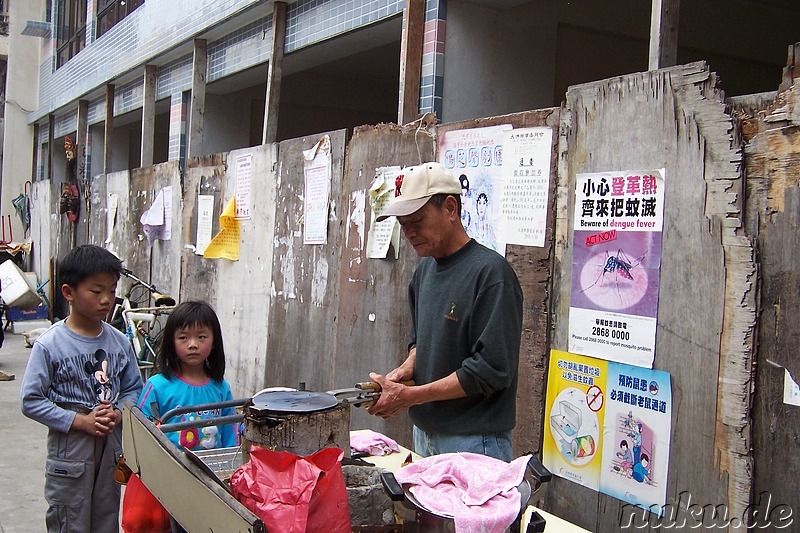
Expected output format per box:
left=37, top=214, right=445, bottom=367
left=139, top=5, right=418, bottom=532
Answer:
left=1, top=0, right=44, bottom=244
left=204, top=89, right=261, bottom=156
left=442, top=1, right=559, bottom=122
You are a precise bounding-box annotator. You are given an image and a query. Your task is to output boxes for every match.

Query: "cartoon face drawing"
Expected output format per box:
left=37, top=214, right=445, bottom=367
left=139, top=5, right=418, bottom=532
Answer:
left=84, top=349, right=113, bottom=403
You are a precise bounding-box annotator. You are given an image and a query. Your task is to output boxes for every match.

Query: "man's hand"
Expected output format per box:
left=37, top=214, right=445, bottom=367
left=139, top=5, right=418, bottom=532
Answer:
left=367, top=372, right=415, bottom=419
left=385, top=347, right=416, bottom=382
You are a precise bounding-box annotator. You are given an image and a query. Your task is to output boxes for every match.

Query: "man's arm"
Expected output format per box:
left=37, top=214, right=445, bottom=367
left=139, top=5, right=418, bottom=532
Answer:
left=367, top=368, right=467, bottom=419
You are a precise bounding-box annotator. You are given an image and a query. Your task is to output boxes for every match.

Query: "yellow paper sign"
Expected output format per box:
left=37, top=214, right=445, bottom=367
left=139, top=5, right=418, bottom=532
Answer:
left=203, top=197, right=240, bottom=261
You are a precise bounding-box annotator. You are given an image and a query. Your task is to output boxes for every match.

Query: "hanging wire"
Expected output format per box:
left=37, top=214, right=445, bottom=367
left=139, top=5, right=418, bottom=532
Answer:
left=411, top=112, right=437, bottom=164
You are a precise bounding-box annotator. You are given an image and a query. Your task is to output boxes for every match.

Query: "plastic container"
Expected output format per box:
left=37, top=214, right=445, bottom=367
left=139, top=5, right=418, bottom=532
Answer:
left=0, top=259, right=42, bottom=309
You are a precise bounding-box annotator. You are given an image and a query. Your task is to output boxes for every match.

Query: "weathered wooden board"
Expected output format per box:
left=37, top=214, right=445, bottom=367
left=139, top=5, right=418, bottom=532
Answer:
left=266, top=130, right=348, bottom=394
left=180, top=147, right=278, bottom=399
left=214, top=145, right=278, bottom=399
left=146, top=161, right=182, bottom=301
left=181, top=153, right=227, bottom=306
left=29, top=180, right=53, bottom=290
left=549, top=62, right=755, bottom=530
left=125, top=167, right=157, bottom=293
left=744, top=106, right=800, bottom=517
left=334, top=121, right=436, bottom=445
left=436, top=110, right=560, bottom=459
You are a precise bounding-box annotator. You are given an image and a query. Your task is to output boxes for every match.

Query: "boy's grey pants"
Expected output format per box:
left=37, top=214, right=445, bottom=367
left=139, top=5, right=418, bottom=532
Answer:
left=45, top=424, right=122, bottom=532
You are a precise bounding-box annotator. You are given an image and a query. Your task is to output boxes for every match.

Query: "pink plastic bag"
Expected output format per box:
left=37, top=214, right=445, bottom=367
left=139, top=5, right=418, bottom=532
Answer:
left=230, top=446, right=351, bottom=533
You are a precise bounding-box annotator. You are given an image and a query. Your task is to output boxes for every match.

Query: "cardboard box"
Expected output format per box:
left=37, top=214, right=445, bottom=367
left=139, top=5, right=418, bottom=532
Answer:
left=9, top=305, right=49, bottom=322
left=0, top=259, right=42, bottom=309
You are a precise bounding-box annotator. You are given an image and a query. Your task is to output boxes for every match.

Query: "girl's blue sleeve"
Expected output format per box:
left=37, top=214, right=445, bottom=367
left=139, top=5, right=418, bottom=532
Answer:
left=136, top=377, right=159, bottom=420
left=219, top=380, right=238, bottom=448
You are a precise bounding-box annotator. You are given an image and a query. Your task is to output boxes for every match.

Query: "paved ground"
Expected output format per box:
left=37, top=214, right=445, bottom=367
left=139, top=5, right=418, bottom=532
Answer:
left=0, top=330, right=48, bottom=533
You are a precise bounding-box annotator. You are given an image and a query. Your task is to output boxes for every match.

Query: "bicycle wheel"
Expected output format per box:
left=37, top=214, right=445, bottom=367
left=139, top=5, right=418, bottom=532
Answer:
left=128, top=283, right=152, bottom=308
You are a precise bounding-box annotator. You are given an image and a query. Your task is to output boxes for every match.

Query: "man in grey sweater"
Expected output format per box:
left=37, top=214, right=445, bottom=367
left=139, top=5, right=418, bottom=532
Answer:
left=369, top=162, right=523, bottom=462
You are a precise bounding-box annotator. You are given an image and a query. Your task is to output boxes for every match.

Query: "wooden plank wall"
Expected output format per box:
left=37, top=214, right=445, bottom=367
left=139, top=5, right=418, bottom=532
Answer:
left=436, top=110, right=560, bottom=458
left=335, top=121, right=436, bottom=446
left=181, top=146, right=279, bottom=398
left=265, top=131, right=348, bottom=394
left=548, top=62, right=756, bottom=530
left=741, top=42, right=800, bottom=519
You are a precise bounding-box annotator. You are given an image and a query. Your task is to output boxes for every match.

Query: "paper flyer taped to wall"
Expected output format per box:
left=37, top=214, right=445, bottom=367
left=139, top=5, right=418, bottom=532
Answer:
left=139, top=187, right=173, bottom=244
left=367, top=166, right=402, bottom=259
left=203, top=196, right=240, bottom=261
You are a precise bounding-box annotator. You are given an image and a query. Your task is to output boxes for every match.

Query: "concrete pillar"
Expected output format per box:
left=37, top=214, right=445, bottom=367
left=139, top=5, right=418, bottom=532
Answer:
left=188, top=39, right=207, bottom=159
left=141, top=64, right=157, bottom=167
left=104, top=84, right=114, bottom=174
left=47, top=114, right=54, bottom=182
left=649, top=0, right=680, bottom=70
left=76, top=99, right=89, bottom=243
left=262, top=2, right=286, bottom=144
left=398, top=0, right=425, bottom=125
left=168, top=92, right=189, bottom=166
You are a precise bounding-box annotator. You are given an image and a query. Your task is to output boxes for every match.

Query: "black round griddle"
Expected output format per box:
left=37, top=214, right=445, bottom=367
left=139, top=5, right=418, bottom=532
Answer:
left=249, top=390, right=339, bottom=415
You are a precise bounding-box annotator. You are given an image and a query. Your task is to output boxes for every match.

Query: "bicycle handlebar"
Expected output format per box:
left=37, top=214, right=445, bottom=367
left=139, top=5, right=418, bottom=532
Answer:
left=120, top=268, right=158, bottom=293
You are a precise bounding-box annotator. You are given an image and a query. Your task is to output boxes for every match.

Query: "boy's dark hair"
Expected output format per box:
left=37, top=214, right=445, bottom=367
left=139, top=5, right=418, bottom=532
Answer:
left=59, top=245, right=124, bottom=287
left=157, top=300, right=226, bottom=382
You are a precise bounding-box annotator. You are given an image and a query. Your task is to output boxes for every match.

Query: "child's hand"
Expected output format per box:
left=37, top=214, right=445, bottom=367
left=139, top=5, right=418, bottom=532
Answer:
left=93, top=402, right=119, bottom=436
left=73, top=401, right=118, bottom=437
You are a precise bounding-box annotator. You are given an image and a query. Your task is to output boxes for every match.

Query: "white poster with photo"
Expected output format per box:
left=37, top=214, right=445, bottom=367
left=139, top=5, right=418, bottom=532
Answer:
left=502, top=127, right=553, bottom=247
left=568, top=170, right=666, bottom=368
left=439, top=125, right=512, bottom=255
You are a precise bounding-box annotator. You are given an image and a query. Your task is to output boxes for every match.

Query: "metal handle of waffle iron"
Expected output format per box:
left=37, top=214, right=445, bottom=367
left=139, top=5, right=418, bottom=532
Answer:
left=156, top=398, right=248, bottom=432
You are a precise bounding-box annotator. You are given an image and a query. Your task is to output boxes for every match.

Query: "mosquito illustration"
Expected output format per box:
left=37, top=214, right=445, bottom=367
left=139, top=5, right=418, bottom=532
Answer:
left=581, top=248, right=648, bottom=302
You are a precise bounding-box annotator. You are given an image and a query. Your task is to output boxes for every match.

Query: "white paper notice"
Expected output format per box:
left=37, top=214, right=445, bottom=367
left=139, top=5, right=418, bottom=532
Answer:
left=196, top=194, right=214, bottom=255
left=784, top=369, right=800, bottom=406
left=235, top=153, right=253, bottom=220
left=502, top=127, right=553, bottom=247
left=105, top=193, right=118, bottom=244
left=140, top=189, right=165, bottom=244
left=162, top=186, right=172, bottom=241
left=367, top=166, right=402, bottom=259
left=303, top=136, right=332, bottom=245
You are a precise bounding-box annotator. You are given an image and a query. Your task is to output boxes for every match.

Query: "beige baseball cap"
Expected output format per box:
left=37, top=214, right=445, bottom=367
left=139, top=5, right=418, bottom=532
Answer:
left=375, top=162, right=462, bottom=222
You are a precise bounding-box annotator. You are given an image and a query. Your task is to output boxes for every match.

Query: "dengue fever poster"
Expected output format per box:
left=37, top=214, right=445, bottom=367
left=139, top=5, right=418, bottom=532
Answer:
left=438, top=125, right=512, bottom=255
left=543, top=350, right=672, bottom=514
left=569, top=169, right=665, bottom=368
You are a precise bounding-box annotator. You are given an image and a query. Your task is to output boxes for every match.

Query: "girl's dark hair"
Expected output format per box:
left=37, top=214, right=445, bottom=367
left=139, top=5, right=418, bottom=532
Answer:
left=157, top=300, right=226, bottom=382
left=59, top=244, right=123, bottom=287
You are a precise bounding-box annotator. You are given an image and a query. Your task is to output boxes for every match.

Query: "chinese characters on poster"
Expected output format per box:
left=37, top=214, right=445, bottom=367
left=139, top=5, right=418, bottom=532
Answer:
left=543, top=350, right=672, bottom=514
left=502, top=127, right=553, bottom=247
left=569, top=170, right=665, bottom=368
left=439, top=125, right=512, bottom=255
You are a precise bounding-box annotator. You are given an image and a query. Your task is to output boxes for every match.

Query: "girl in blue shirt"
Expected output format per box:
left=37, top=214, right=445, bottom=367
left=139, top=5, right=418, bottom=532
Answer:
left=137, top=300, right=237, bottom=450
left=124, top=301, right=237, bottom=533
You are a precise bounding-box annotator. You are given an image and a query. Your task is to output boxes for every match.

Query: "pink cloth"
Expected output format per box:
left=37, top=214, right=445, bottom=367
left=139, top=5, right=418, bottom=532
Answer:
left=394, top=452, right=531, bottom=533
left=349, top=430, right=400, bottom=456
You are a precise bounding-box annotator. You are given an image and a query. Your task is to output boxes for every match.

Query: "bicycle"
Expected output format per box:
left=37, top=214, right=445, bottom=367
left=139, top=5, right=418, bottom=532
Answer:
left=110, top=269, right=176, bottom=380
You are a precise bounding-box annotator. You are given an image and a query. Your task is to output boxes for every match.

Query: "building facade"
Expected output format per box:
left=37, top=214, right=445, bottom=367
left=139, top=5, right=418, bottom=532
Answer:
left=1, top=0, right=799, bottom=278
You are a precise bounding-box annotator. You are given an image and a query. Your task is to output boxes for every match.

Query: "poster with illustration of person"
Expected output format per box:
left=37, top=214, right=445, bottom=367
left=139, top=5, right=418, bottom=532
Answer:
left=599, top=360, right=672, bottom=515
left=439, top=125, right=512, bottom=255
left=543, top=350, right=672, bottom=515
left=569, top=169, right=666, bottom=368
